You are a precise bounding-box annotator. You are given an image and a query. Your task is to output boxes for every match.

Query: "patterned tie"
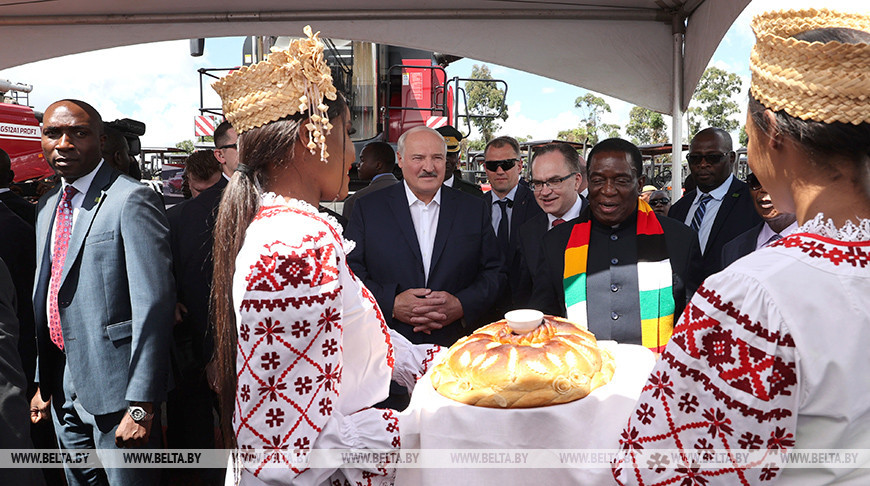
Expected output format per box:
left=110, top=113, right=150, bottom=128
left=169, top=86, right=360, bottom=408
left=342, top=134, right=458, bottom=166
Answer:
left=496, top=199, right=512, bottom=256
left=48, top=185, right=77, bottom=350
left=551, top=218, right=565, bottom=229
left=762, top=233, right=782, bottom=248
left=690, top=193, right=714, bottom=232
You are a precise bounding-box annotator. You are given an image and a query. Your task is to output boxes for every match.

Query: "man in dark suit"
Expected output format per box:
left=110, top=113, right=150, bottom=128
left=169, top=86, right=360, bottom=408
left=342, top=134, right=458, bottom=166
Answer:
left=0, top=261, right=45, bottom=486
left=342, top=141, right=398, bottom=220
left=0, top=203, right=36, bottom=392
left=436, top=125, right=483, bottom=197
left=519, top=143, right=587, bottom=299
left=347, top=126, right=503, bottom=347
left=721, top=172, right=797, bottom=268
left=0, top=148, right=36, bottom=226
left=669, top=127, right=762, bottom=281
left=481, top=136, right=543, bottom=314
left=531, top=138, right=700, bottom=350
left=30, top=100, right=174, bottom=485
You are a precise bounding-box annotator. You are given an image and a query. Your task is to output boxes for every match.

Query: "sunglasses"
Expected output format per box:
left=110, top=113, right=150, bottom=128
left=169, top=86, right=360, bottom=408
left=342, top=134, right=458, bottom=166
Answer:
left=687, top=152, right=730, bottom=165
left=484, top=158, right=518, bottom=172
left=649, top=198, right=670, bottom=206
left=217, top=143, right=237, bottom=150
left=746, top=173, right=762, bottom=191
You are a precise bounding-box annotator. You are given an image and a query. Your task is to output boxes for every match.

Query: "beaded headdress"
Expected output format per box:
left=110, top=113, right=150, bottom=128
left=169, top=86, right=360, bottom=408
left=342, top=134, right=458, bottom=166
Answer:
left=212, top=26, right=338, bottom=161
left=750, top=9, right=870, bottom=125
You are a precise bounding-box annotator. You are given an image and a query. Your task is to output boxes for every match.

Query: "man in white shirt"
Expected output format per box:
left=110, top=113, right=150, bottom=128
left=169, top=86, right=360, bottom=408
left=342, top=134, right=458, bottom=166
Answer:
left=519, top=142, right=586, bottom=291
left=669, top=127, right=761, bottom=280
left=721, top=172, right=798, bottom=268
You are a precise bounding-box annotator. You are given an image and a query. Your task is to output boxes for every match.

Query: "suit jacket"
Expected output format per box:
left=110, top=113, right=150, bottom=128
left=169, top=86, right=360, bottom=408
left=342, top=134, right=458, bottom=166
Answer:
left=0, top=204, right=36, bottom=390
left=721, top=222, right=764, bottom=269
left=0, top=190, right=36, bottom=226
left=450, top=175, right=483, bottom=197
left=484, top=184, right=544, bottom=313
left=669, top=178, right=762, bottom=282
left=346, top=183, right=504, bottom=346
left=341, top=173, right=398, bottom=220
left=167, top=177, right=226, bottom=370
left=34, top=163, right=175, bottom=415
left=530, top=206, right=701, bottom=320
left=518, top=196, right=588, bottom=291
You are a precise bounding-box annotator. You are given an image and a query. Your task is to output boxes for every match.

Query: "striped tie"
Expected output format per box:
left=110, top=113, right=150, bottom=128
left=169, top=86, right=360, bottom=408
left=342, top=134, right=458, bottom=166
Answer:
left=690, top=193, right=713, bottom=232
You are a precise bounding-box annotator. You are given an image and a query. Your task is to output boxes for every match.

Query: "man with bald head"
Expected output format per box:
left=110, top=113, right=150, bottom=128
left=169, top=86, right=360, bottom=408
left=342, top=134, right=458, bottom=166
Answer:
left=669, top=127, right=761, bottom=281
left=30, top=99, right=174, bottom=485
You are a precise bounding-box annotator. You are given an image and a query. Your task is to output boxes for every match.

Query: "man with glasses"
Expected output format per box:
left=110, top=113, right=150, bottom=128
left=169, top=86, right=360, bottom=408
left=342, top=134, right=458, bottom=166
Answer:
left=669, top=127, right=761, bottom=281
left=531, top=138, right=700, bottom=352
left=648, top=190, right=671, bottom=216
left=518, top=143, right=586, bottom=307
left=483, top=136, right=542, bottom=314
left=721, top=172, right=797, bottom=268
left=212, top=120, right=239, bottom=179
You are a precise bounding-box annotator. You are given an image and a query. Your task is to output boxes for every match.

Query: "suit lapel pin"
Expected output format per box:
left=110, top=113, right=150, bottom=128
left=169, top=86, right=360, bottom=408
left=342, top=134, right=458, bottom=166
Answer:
left=731, top=193, right=740, bottom=198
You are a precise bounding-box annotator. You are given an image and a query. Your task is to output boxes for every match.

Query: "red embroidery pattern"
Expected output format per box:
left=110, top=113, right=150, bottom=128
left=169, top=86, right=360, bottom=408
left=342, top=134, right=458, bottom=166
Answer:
left=612, top=292, right=799, bottom=485
left=413, top=346, right=441, bottom=381
left=779, top=234, right=870, bottom=268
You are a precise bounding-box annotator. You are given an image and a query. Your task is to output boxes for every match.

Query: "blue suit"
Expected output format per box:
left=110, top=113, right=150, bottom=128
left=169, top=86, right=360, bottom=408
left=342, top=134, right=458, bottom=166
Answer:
left=346, top=183, right=504, bottom=347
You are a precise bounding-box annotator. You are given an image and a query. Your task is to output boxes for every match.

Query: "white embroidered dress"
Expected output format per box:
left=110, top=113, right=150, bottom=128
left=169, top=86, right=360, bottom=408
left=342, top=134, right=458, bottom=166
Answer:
left=613, top=216, right=870, bottom=485
left=231, top=195, right=435, bottom=486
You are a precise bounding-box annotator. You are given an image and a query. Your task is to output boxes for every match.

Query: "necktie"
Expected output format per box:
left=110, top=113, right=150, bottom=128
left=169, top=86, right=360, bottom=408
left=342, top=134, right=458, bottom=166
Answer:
left=551, top=218, right=565, bottom=229
left=690, top=193, right=713, bottom=232
left=48, top=185, right=77, bottom=350
left=496, top=199, right=511, bottom=256
left=763, top=233, right=782, bottom=248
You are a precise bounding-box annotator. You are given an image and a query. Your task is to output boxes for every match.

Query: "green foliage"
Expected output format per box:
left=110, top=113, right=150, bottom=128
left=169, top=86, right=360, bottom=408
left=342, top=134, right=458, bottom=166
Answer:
left=601, top=124, right=622, bottom=140
left=626, top=106, right=668, bottom=145
left=574, top=93, right=614, bottom=145
left=515, top=135, right=533, bottom=143
left=466, top=137, right=486, bottom=152
left=556, top=127, right=589, bottom=143
left=686, top=66, right=742, bottom=135
left=465, top=64, right=508, bottom=142
left=738, top=125, right=748, bottom=147
left=175, top=139, right=195, bottom=154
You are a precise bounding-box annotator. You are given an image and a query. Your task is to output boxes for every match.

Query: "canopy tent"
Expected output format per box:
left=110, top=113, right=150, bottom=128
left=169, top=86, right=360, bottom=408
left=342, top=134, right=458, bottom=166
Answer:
left=0, top=0, right=751, bottom=195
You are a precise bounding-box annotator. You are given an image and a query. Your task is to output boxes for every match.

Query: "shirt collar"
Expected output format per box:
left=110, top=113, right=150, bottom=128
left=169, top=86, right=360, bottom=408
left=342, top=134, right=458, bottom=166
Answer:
left=372, top=172, right=392, bottom=182
left=63, top=159, right=104, bottom=196
left=548, top=195, right=583, bottom=225
left=403, top=180, right=441, bottom=207
left=696, top=173, right=734, bottom=201
left=492, top=184, right=518, bottom=204
left=0, top=188, right=10, bottom=195
left=444, top=174, right=454, bottom=187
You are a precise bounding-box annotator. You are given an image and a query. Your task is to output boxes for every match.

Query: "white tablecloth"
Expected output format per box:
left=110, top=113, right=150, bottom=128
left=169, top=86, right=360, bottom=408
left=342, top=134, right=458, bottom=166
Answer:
left=398, top=343, right=655, bottom=485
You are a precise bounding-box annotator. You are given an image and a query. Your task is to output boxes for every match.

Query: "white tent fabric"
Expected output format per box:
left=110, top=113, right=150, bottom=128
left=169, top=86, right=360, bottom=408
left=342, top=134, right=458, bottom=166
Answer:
left=0, top=0, right=749, bottom=116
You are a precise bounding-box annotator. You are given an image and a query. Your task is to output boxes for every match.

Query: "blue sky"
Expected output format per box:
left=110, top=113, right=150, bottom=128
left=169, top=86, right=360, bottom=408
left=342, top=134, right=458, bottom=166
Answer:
left=0, top=0, right=863, bottom=147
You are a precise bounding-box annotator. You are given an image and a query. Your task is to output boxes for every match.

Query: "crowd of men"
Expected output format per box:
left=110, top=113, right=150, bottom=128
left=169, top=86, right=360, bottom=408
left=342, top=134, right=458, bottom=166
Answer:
left=0, top=97, right=789, bottom=485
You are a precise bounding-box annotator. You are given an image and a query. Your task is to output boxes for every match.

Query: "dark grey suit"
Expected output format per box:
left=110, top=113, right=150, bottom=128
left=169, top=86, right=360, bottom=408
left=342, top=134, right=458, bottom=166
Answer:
left=721, top=222, right=764, bottom=269
left=341, top=173, right=398, bottom=220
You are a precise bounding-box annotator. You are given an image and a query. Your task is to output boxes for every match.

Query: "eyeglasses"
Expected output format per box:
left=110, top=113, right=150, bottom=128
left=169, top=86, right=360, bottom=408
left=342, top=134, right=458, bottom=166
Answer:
left=687, top=152, right=730, bottom=165
left=746, top=173, right=762, bottom=191
left=217, top=143, right=237, bottom=150
left=529, top=173, right=576, bottom=192
left=484, top=158, right=518, bottom=172
left=649, top=198, right=671, bottom=206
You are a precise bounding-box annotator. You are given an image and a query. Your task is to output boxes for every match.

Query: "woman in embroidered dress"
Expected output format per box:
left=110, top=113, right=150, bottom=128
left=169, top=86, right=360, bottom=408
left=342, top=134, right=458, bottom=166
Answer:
left=210, top=28, right=435, bottom=486
left=613, top=9, right=870, bottom=486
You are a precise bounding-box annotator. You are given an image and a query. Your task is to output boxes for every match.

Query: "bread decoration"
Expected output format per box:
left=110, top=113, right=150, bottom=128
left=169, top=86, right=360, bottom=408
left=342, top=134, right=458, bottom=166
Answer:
left=430, top=313, right=615, bottom=408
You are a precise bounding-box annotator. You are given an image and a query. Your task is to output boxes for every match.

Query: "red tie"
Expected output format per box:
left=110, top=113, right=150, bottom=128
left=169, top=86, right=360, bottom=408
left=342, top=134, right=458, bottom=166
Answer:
left=48, top=185, right=77, bottom=350
left=552, top=218, right=565, bottom=228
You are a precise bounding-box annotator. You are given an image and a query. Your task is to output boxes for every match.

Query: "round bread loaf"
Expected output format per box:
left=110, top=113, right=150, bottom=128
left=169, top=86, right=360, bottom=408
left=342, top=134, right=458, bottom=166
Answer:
left=430, top=316, right=615, bottom=408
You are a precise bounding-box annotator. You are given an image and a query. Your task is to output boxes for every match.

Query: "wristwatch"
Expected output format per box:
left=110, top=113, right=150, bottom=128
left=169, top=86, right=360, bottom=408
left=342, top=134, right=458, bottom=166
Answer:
left=127, top=405, right=154, bottom=423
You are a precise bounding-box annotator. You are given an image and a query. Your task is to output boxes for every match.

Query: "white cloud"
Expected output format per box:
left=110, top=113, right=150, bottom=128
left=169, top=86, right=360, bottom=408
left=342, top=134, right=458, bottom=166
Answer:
left=495, top=101, right=581, bottom=140
left=541, top=87, right=555, bottom=94
left=0, top=40, right=207, bottom=148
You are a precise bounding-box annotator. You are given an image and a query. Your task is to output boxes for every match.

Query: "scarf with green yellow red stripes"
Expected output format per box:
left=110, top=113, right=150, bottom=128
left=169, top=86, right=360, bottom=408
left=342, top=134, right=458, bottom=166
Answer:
left=562, top=198, right=674, bottom=353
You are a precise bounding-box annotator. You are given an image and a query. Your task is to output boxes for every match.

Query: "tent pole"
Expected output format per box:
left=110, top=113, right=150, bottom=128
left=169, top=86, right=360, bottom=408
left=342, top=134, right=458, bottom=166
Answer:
left=670, top=14, right=685, bottom=202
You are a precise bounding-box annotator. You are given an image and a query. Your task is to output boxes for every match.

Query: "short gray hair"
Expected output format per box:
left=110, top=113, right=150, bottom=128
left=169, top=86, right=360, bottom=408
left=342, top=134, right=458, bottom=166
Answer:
left=397, top=126, right=446, bottom=157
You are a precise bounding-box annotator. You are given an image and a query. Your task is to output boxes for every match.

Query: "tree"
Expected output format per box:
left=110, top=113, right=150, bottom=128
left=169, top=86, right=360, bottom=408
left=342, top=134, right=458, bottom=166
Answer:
left=686, top=66, right=742, bottom=135
left=556, top=127, right=589, bottom=143
left=625, top=106, right=668, bottom=145
left=600, top=124, right=622, bottom=140
left=738, top=125, right=748, bottom=147
left=466, top=138, right=486, bottom=152
left=465, top=64, right=508, bottom=142
left=175, top=139, right=195, bottom=154
left=573, top=93, right=614, bottom=146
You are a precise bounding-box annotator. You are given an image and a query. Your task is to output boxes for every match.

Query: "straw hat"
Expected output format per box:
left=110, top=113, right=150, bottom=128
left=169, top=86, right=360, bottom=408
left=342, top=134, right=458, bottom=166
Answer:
left=212, top=26, right=338, bottom=161
left=750, top=8, right=870, bottom=125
